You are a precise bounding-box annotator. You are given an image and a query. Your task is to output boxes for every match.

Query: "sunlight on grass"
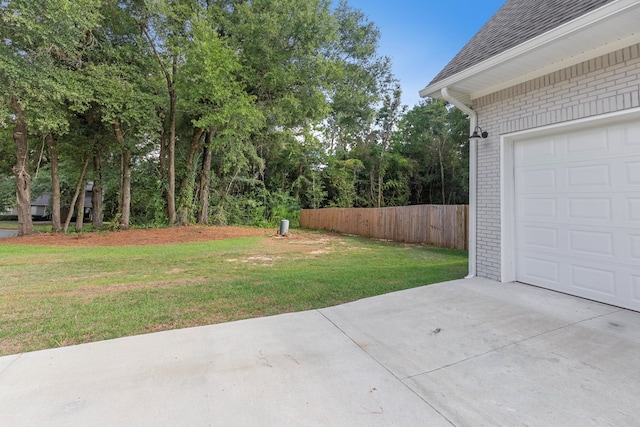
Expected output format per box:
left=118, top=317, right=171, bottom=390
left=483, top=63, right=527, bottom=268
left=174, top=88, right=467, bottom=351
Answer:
left=0, top=231, right=467, bottom=355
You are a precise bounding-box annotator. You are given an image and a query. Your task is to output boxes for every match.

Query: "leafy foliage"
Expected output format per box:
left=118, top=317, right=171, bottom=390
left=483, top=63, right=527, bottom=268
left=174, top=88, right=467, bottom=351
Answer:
left=1, top=0, right=470, bottom=233
left=0, top=175, right=14, bottom=213
left=393, top=99, right=470, bottom=205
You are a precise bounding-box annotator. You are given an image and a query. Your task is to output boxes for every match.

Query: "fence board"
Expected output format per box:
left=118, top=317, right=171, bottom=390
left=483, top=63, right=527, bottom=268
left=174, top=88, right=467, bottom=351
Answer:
left=300, top=205, right=469, bottom=251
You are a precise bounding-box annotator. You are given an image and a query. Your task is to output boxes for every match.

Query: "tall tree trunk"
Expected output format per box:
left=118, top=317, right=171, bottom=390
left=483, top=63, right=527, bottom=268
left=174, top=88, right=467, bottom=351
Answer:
left=437, top=141, right=446, bottom=205
left=177, top=128, right=205, bottom=225
left=63, top=155, right=89, bottom=233
left=166, top=56, right=178, bottom=225
left=114, top=119, right=131, bottom=229
left=75, top=178, right=87, bottom=232
left=377, top=155, right=384, bottom=209
left=118, top=146, right=123, bottom=216
left=377, top=170, right=383, bottom=208
left=158, top=112, right=168, bottom=217
left=11, top=96, right=34, bottom=236
left=120, top=149, right=132, bottom=229
left=143, top=27, right=176, bottom=224
left=92, top=152, right=104, bottom=228
left=369, top=169, right=375, bottom=207
left=158, top=112, right=167, bottom=177
left=197, top=130, right=214, bottom=224
left=46, top=133, right=62, bottom=232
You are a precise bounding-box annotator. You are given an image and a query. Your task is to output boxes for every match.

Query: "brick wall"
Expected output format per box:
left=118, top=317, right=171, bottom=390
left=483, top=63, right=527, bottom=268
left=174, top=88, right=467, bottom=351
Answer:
left=472, top=43, right=640, bottom=281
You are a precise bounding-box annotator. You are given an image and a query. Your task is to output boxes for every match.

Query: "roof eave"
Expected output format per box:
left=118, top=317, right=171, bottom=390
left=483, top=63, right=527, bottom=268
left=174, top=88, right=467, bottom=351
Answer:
left=420, top=0, right=640, bottom=105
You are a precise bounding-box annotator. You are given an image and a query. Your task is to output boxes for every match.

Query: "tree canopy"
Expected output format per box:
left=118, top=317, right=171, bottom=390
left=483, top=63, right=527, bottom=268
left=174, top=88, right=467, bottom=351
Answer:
left=0, top=0, right=470, bottom=234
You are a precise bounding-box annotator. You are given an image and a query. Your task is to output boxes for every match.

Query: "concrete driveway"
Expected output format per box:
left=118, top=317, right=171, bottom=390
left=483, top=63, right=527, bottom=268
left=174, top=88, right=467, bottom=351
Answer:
left=1, top=278, right=639, bottom=426
left=0, top=229, right=18, bottom=238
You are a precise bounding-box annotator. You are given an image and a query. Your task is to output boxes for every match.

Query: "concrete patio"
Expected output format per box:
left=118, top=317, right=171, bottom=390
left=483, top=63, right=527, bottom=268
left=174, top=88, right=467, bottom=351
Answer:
left=1, top=277, right=639, bottom=426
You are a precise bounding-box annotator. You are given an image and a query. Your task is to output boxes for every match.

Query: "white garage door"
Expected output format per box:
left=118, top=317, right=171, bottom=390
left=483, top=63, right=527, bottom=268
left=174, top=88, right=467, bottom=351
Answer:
left=514, top=119, right=640, bottom=311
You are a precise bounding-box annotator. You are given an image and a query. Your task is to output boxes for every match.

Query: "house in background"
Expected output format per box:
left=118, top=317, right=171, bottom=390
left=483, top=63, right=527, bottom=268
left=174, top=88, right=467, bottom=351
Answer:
left=420, top=0, right=640, bottom=311
left=7, top=182, right=94, bottom=221
left=29, top=193, right=54, bottom=219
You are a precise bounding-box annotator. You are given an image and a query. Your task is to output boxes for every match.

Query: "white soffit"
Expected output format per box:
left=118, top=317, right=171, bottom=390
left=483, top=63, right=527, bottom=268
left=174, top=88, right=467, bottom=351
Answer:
left=420, top=0, right=640, bottom=105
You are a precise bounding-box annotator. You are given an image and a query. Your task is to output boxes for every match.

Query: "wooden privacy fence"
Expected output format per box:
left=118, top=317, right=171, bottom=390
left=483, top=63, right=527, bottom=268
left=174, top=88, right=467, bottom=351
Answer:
left=300, top=205, right=469, bottom=251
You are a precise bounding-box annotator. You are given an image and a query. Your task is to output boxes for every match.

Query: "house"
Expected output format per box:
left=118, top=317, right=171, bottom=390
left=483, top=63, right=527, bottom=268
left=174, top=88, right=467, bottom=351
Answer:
left=420, top=0, right=640, bottom=311
left=5, top=193, right=53, bottom=219
left=7, top=182, right=94, bottom=220
left=30, top=193, right=53, bottom=219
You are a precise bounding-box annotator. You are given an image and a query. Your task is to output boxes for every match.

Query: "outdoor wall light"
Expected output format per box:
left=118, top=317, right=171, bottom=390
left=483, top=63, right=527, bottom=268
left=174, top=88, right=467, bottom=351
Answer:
left=470, top=125, right=489, bottom=140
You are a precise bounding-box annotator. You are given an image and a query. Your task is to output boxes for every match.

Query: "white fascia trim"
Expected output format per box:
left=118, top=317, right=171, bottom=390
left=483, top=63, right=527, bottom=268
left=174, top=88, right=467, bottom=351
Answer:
left=419, top=0, right=639, bottom=100
left=472, top=32, right=640, bottom=100
left=440, top=88, right=476, bottom=279
left=500, top=105, right=640, bottom=283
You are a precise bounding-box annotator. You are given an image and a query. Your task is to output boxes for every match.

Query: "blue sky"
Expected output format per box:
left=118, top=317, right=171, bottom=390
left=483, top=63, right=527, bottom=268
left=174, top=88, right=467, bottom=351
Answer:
left=342, top=0, right=506, bottom=107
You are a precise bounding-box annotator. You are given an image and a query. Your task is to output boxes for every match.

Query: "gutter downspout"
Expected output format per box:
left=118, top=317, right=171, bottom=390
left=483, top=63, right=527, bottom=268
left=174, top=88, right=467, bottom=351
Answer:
left=441, top=88, right=476, bottom=278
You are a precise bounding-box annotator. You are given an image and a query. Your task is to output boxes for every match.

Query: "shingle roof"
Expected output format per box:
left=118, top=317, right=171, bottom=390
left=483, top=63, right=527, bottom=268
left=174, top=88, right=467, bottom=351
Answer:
left=429, top=0, right=615, bottom=85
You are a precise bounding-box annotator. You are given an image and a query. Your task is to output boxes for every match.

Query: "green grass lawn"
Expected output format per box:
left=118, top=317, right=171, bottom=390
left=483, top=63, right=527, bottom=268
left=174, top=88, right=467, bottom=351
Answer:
left=0, top=230, right=467, bottom=355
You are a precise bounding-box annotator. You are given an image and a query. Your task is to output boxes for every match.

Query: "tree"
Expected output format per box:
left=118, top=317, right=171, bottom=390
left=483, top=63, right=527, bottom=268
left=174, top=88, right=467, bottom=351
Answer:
left=85, top=0, right=163, bottom=229
left=224, top=0, right=335, bottom=125
left=63, top=154, right=89, bottom=233
left=138, top=0, right=206, bottom=225
left=0, top=0, right=100, bottom=235
left=175, top=14, right=263, bottom=225
left=322, top=1, right=386, bottom=155
left=351, top=79, right=405, bottom=208
left=45, top=133, right=63, bottom=231
left=2, top=0, right=412, bottom=230
left=313, top=2, right=405, bottom=208
left=393, top=99, right=469, bottom=205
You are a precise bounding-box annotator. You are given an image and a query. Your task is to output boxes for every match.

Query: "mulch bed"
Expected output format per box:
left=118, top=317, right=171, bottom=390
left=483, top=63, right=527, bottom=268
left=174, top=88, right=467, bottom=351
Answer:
left=1, top=226, right=272, bottom=247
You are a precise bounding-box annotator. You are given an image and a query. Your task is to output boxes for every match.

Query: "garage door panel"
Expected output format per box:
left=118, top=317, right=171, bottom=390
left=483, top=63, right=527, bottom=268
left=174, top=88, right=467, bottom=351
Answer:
left=633, top=275, right=640, bottom=303
left=517, top=137, right=556, bottom=164
left=518, top=161, right=631, bottom=194
left=563, top=194, right=625, bottom=222
left=519, top=255, right=640, bottom=311
left=520, top=168, right=557, bottom=190
left=518, top=197, right=557, bottom=219
left=627, top=162, right=640, bottom=184
left=567, top=128, right=609, bottom=155
left=567, top=163, right=611, bottom=187
left=630, top=235, right=640, bottom=260
left=567, top=197, right=612, bottom=221
left=517, top=255, right=560, bottom=286
left=568, top=229, right=614, bottom=256
left=516, top=261, right=639, bottom=313
left=618, top=121, right=640, bottom=148
left=514, top=119, right=640, bottom=311
left=569, top=264, right=617, bottom=297
left=564, top=157, right=627, bottom=192
left=629, top=199, right=640, bottom=222
left=568, top=267, right=640, bottom=311
left=521, top=225, right=558, bottom=249
left=519, top=224, right=633, bottom=264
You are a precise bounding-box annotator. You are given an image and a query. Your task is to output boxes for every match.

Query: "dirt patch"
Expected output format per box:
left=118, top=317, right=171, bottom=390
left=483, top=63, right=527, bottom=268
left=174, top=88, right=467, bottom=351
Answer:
left=1, top=226, right=348, bottom=266
left=1, top=226, right=270, bottom=247
left=245, top=256, right=275, bottom=262
left=309, top=249, right=330, bottom=255
left=259, top=231, right=344, bottom=256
